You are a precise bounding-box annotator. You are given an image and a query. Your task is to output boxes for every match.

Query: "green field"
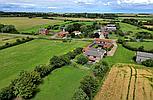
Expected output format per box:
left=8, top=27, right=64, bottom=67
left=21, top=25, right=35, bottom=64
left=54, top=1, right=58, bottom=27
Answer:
left=126, top=42, right=153, bottom=51
left=119, top=22, right=153, bottom=35
left=103, top=44, right=135, bottom=65
left=0, top=39, right=90, bottom=89
left=0, top=34, right=24, bottom=46
left=0, top=17, right=64, bottom=32
left=33, top=66, right=90, bottom=100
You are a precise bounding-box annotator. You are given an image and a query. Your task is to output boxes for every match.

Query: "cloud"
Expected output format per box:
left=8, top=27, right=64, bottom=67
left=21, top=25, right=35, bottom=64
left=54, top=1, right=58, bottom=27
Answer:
left=48, top=7, right=58, bottom=9
left=117, top=0, right=153, bottom=4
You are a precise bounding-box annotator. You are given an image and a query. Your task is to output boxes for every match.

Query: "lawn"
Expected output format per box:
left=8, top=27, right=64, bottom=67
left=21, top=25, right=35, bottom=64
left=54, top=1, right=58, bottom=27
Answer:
left=33, top=66, right=90, bottom=100
left=103, top=44, right=135, bottom=66
left=0, top=17, right=64, bottom=32
left=126, top=42, right=153, bottom=51
left=0, top=39, right=90, bottom=89
left=119, top=22, right=153, bottom=35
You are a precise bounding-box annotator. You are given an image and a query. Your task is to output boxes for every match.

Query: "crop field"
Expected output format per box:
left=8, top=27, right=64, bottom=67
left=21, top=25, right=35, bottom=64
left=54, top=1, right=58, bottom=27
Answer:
left=95, top=64, right=153, bottom=100
left=126, top=42, right=153, bottom=51
left=0, top=39, right=90, bottom=89
left=119, top=22, right=153, bottom=35
left=0, top=17, right=64, bottom=32
left=33, top=66, right=90, bottom=100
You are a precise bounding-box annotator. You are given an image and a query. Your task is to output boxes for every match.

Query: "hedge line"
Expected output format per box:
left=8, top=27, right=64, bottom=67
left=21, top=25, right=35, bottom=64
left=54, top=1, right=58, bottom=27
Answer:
left=0, top=47, right=83, bottom=100
left=72, top=61, right=109, bottom=100
left=0, top=37, right=34, bottom=50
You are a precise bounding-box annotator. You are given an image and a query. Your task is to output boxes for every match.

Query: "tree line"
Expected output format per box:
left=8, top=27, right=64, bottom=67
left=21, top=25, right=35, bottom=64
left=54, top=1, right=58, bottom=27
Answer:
left=0, top=47, right=83, bottom=100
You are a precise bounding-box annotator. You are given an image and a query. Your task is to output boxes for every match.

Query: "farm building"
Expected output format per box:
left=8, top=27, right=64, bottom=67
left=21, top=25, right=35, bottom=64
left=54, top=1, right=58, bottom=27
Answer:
left=73, top=31, right=82, bottom=35
left=39, top=28, right=49, bottom=35
left=106, top=24, right=117, bottom=32
left=57, top=31, right=69, bottom=38
left=94, top=38, right=114, bottom=49
left=136, top=51, right=153, bottom=63
left=84, top=48, right=106, bottom=62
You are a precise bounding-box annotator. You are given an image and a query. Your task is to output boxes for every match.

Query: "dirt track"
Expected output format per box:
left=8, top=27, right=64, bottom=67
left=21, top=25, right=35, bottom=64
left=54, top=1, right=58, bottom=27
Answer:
left=95, top=64, right=153, bottom=100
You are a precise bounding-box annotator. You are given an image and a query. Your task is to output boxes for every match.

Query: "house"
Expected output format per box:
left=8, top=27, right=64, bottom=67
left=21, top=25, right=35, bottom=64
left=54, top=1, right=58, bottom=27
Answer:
left=57, top=31, right=69, bottom=38
left=94, top=38, right=114, bottom=49
left=136, top=51, right=153, bottom=63
left=106, top=24, right=117, bottom=32
left=39, top=28, right=49, bottom=35
left=73, top=31, right=82, bottom=35
left=84, top=48, right=106, bottom=62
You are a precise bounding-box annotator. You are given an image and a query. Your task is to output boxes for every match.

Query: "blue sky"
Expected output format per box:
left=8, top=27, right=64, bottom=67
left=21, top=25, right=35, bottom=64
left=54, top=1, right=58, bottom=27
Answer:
left=0, top=0, right=153, bottom=13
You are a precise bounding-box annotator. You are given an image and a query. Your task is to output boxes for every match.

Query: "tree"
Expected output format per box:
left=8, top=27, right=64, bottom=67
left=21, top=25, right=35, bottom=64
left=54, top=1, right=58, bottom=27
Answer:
left=72, top=88, right=89, bottom=100
left=80, top=76, right=99, bottom=99
left=138, top=46, right=144, bottom=51
left=142, top=59, right=153, bottom=67
left=76, top=54, right=88, bottom=65
left=0, top=86, right=14, bottom=100
left=12, top=71, right=42, bottom=99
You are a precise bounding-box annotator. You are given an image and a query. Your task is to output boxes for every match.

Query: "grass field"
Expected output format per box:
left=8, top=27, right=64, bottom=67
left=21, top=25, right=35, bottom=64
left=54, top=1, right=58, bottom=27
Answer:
left=0, top=17, right=64, bottom=32
left=126, top=42, right=153, bottom=51
left=103, top=44, right=135, bottom=66
left=0, top=39, right=90, bottom=89
left=33, top=66, right=90, bottom=100
left=119, top=22, right=153, bottom=35
left=95, top=64, right=153, bottom=100
left=0, top=34, right=24, bottom=46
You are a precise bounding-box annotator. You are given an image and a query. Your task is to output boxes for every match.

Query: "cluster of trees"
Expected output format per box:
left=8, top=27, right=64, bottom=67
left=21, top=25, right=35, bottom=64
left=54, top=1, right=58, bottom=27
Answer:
left=65, top=22, right=101, bottom=38
left=122, top=19, right=153, bottom=31
left=0, top=47, right=83, bottom=100
left=0, top=24, right=18, bottom=34
left=142, top=59, right=153, bottom=67
left=0, top=12, right=117, bottom=19
left=136, top=32, right=153, bottom=39
left=72, top=61, right=109, bottom=100
left=0, top=37, right=34, bottom=50
left=76, top=54, right=89, bottom=65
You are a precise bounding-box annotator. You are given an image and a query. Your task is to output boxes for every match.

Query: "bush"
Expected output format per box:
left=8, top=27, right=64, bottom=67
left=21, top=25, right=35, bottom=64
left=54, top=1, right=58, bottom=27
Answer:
left=142, top=59, right=153, bottom=67
left=34, top=65, right=53, bottom=78
left=11, top=71, right=42, bottom=99
left=92, top=61, right=109, bottom=78
left=80, top=76, right=99, bottom=99
left=72, top=88, right=89, bottom=100
left=0, top=86, right=14, bottom=100
left=76, top=54, right=88, bottom=65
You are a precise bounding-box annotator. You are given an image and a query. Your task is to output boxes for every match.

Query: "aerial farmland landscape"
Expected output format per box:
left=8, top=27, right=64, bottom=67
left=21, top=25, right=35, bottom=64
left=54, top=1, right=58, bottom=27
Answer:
left=0, top=0, right=153, bottom=100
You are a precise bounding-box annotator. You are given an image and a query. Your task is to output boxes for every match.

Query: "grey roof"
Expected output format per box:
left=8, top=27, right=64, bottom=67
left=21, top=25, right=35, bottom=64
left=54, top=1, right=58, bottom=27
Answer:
left=137, top=51, right=153, bottom=58
left=84, top=48, right=106, bottom=57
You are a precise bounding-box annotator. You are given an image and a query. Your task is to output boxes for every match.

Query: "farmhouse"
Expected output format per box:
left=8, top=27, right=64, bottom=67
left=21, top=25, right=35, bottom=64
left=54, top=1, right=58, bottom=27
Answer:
left=39, top=28, right=49, bottom=35
left=84, top=47, right=106, bottom=62
left=136, top=51, right=153, bottom=63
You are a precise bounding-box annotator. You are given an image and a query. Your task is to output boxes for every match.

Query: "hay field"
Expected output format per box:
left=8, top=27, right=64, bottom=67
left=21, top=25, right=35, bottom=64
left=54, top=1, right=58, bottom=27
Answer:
left=95, top=64, right=153, bottom=100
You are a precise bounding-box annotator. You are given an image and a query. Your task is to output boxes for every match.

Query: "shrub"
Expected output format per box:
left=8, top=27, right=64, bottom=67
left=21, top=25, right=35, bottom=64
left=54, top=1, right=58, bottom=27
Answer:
left=11, top=71, right=42, bottom=99
left=92, top=61, right=109, bottom=78
left=76, top=54, right=88, bottom=65
left=142, top=59, right=153, bottom=67
left=80, top=76, right=99, bottom=99
left=0, top=86, right=14, bottom=100
left=34, top=65, right=52, bottom=78
left=72, top=88, right=89, bottom=100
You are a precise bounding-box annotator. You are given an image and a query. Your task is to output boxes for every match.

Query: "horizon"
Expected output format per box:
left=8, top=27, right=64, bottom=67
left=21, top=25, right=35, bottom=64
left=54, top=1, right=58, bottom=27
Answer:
left=0, top=0, right=153, bottom=13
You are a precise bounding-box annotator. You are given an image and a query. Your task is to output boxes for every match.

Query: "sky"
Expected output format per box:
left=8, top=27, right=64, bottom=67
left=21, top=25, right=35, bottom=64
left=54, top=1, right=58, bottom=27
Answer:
left=0, top=0, right=153, bottom=13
